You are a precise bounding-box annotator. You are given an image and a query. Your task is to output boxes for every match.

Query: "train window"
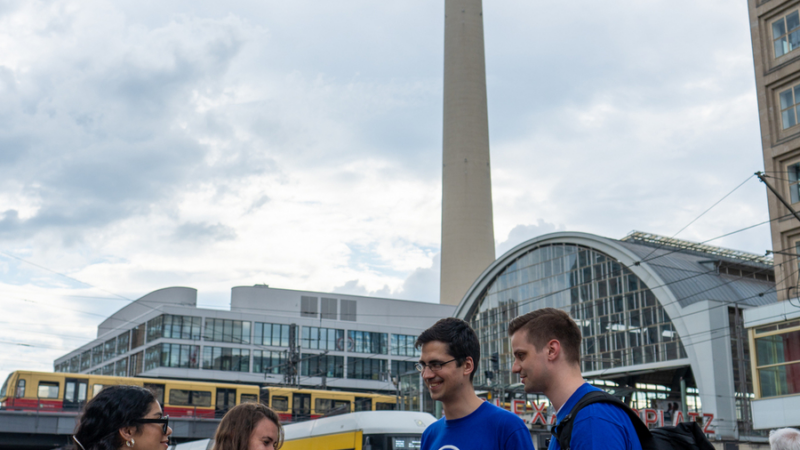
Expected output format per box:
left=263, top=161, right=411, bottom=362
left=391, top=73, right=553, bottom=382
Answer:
left=169, top=389, right=212, bottom=407
left=355, top=397, right=372, bottom=411
left=315, top=398, right=351, bottom=415
left=92, top=384, right=104, bottom=397
left=145, top=383, right=165, bottom=405
left=38, top=382, right=59, bottom=399
left=241, top=394, right=258, bottom=404
left=271, top=395, right=288, bottom=411
left=376, top=402, right=396, bottom=410
left=15, top=379, right=25, bottom=398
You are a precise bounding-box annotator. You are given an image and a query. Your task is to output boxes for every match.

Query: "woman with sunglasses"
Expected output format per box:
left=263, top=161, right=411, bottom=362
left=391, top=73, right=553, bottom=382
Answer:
left=213, top=402, right=283, bottom=450
left=72, top=385, right=172, bottom=450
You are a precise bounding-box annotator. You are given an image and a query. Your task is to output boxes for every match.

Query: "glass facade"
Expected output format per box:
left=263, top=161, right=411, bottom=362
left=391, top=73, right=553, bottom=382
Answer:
left=80, top=350, right=91, bottom=371
left=347, top=357, right=387, bottom=380
left=467, top=243, right=687, bottom=386
left=301, top=353, right=344, bottom=378
left=391, top=334, right=420, bottom=357
left=253, top=350, right=286, bottom=374
left=348, top=330, right=388, bottom=354
left=202, top=346, right=250, bottom=372
left=392, top=360, right=417, bottom=377
left=104, top=338, right=116, bottom=361
left=92, top=344, right=103, bottom=366
left=302, top=326, right=344, bottom=350
left=254, top=322, right=291, bottom=347
left=147, top=314, right=202, bottom=342
left=144, top=344, right=200, bottom=371
left=117, top=331, right=129, bottom=355
left=204, top=318, right=251, bottom=344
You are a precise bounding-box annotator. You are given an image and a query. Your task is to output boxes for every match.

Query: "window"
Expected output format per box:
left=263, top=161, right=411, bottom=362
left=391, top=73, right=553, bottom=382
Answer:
left=204, top=318, right=251, bottom=344
left=301, top=354, right=344, bottom=378
left=391, top=334, right=420, bottom=357
left=129, top=351, right=144, bottom=376
left=102, top=363, right=114, bottom=375
left=347, top=357, right=387, bottom=380
left=202, top=346, right=250, bottom=372
left=15, top=379, right=25, bottom=398
left=117, top=331, right=130, bottom=355
left=104, top=338, right=115, bottom=361
left=392, top=360, right=417, bottom=377
left=38, top=382, right=59, bottom=399
left=321, top=298, right=338, bottom=320
left=272, top=395, right=289, bottom=411
left=144, top=344, right=200, bottom=371
left=253, top=350, right=285, bottom=374
left=92, top=384, right=105, bottom=397
left=131, top=323, right=146, bottom=350
left=148, top=314, right=203, bottom=341
left=376, top=402, right=396, bottom=410
left=301, top=326, right=344, bottom=350
left=254, top=323, right=291, bottom=347
left=348, top=330, right=388, bottom=354
left=80, top=351, right=91, bottom=372
left=92, top=344, right=103, bottom=366
left=754, top=325, right=800, bottom=398
left=773, top=10, right=800, bottom=58
left=169, top=389, right=212, bottom=407
left=341, top=299, right=357, bottom=321
left=301, top=296, right=318, bottom=318
left=779, top=85, right=800, bottom=130
left=115, top=358, right=128, bottom=377
left=314, top=398, right=351, bottom=415
left=241, top=394, right=258, bottom=404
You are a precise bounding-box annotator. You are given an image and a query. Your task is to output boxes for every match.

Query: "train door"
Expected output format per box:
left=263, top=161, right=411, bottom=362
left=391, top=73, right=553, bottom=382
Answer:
left=63, top=378, right=88, bottom=411
left=144, top=383, right=165, bottom=406
left=216, top=388, right=236, bottom=418
left=292, top=393, right=311, bottom=422
left=355, top=396, right=372, bottom=412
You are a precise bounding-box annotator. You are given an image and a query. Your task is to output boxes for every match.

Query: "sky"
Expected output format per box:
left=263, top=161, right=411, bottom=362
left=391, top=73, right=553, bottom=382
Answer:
left=0, top=0, right=771, bottom=383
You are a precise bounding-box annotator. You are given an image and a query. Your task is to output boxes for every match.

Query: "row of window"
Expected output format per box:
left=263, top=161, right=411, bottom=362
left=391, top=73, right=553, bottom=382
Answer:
left=753, top=322, right=800, bottom=398
left=57, top=315, right=421, bottom=372
left=81, top=343, right=417, bottom=379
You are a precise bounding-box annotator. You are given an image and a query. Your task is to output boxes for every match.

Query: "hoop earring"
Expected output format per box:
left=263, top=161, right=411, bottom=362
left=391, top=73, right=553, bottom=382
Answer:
left=126, top=439, right=135, bottom=447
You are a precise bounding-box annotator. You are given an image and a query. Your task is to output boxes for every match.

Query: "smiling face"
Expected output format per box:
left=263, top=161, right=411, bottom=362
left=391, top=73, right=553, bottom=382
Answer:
left=130, top=401, right=172, bottom=450
left=510, top=329, right=551, bottom=394
left=248, top=417, right=280, bottom=450
left=419, top=340, right=472, bottom=404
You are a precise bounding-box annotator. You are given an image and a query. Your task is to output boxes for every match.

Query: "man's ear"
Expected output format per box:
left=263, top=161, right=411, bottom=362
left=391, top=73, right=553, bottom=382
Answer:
left=462, top=356, right=475, bottom=377
left=546, top=339, right=562, bottom=362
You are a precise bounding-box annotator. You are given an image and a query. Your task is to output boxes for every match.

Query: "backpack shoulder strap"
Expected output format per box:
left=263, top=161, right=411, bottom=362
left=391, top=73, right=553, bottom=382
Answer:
left=553, top=390, right=653, bottom=450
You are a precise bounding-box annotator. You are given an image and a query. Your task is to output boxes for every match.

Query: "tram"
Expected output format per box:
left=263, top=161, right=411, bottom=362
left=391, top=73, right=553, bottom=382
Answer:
left=261, top=386, right=396, bottom=423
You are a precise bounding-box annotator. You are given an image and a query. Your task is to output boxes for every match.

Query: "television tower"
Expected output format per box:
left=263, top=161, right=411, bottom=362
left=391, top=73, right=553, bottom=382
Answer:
left=440, top=0, right=496, bottom=306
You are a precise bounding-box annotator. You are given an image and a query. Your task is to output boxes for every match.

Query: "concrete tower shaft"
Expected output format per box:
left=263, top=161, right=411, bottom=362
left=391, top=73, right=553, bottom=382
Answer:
left=440, top=0, right=496, bottom=306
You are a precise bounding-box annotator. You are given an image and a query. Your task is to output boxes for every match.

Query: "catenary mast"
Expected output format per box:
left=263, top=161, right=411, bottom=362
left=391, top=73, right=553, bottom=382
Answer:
left=440, top=0, right=496, bottom=306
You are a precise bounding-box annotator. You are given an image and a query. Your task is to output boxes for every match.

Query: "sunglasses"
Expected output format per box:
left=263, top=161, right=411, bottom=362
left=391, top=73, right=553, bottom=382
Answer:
left=134, top=415, right=170, bottom=434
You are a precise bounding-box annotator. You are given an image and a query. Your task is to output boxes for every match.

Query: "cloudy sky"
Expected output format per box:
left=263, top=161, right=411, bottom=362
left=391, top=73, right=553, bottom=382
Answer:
left=0, top=0, right=769, bottom=380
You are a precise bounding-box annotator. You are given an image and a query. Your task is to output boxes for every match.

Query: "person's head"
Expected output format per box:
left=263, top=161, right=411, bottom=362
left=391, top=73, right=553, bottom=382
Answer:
left=770, top=428, right=800, bottom=450
left=508, top=308, right=582, bottom=393
left=414, top=318, right=480, bottom=402
left=73, top=385, right=171, bottom=450
left=214, top=402, right=283, bottom=450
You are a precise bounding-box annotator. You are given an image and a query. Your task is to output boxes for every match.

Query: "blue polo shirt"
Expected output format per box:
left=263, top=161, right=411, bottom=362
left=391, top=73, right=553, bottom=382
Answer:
left=549, top=383, right=642, bottom=450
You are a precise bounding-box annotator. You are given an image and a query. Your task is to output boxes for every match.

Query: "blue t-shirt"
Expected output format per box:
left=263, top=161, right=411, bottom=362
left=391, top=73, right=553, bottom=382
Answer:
left=549, top=383, right=642, bottom=450
left=420, top=401, right=535, bottom=450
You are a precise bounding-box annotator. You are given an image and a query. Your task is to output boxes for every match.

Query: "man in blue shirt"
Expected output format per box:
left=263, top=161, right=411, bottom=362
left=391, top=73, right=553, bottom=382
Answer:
left=508, top=308, right=642, bottom=450
left=416, top=318, right=535, bottom=450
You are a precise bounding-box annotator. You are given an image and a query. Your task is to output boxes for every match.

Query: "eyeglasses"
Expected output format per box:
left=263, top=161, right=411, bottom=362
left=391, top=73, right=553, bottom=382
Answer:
left=134, top=416, right=170, bottom=434
left=415, top=358, right=457, bottom=373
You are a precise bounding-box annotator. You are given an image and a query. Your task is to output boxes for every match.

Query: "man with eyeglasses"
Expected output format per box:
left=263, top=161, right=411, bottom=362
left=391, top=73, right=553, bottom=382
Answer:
left=416, top=317, right=535, bottom=450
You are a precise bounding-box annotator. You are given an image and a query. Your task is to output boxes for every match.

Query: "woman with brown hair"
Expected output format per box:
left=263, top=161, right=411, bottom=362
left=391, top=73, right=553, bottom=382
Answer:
left=214, top=402, right=283, bottom=450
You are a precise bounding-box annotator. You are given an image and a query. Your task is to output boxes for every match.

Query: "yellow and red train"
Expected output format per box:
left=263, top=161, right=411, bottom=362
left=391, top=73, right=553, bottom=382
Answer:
left=0, top=371, right=396, bottom=421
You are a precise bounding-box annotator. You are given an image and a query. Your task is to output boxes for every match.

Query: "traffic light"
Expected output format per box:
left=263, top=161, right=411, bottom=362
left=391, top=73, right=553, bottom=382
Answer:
left=491, top=352, right=499, bottom=371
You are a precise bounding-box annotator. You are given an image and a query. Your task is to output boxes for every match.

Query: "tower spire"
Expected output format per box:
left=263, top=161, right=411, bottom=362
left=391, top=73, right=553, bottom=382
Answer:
left=440, top=0, right=496, bottom=306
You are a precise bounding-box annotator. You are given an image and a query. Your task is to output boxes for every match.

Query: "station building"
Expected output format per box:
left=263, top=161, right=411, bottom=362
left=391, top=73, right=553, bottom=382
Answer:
left=53, top=286, right=455, bottom=394
left=453, top=231, right=777, bottom=442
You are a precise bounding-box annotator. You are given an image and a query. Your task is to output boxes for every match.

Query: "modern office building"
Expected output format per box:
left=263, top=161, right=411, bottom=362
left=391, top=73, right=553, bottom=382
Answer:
left=745, top=0, right=800, bottom=430
left=453, top=230, right=777, bottom=441
left=53, top=286, right=455, bottom=393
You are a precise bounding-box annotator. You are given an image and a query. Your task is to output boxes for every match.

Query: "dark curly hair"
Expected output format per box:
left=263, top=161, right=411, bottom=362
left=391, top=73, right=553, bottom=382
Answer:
left=415, top=317, right=480, bottom=381
left=72, top=385, right=156, bottom=450
left=214, top=402, right=284, bottom=450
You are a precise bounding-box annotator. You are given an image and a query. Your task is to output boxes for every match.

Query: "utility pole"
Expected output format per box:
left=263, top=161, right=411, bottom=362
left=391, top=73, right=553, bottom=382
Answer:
left=284, top=323, right=300, bottom=386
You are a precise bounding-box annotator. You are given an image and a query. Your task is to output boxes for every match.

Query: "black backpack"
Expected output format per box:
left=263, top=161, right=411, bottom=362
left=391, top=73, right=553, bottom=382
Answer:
left=552, top=391, right=715, bottom=450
